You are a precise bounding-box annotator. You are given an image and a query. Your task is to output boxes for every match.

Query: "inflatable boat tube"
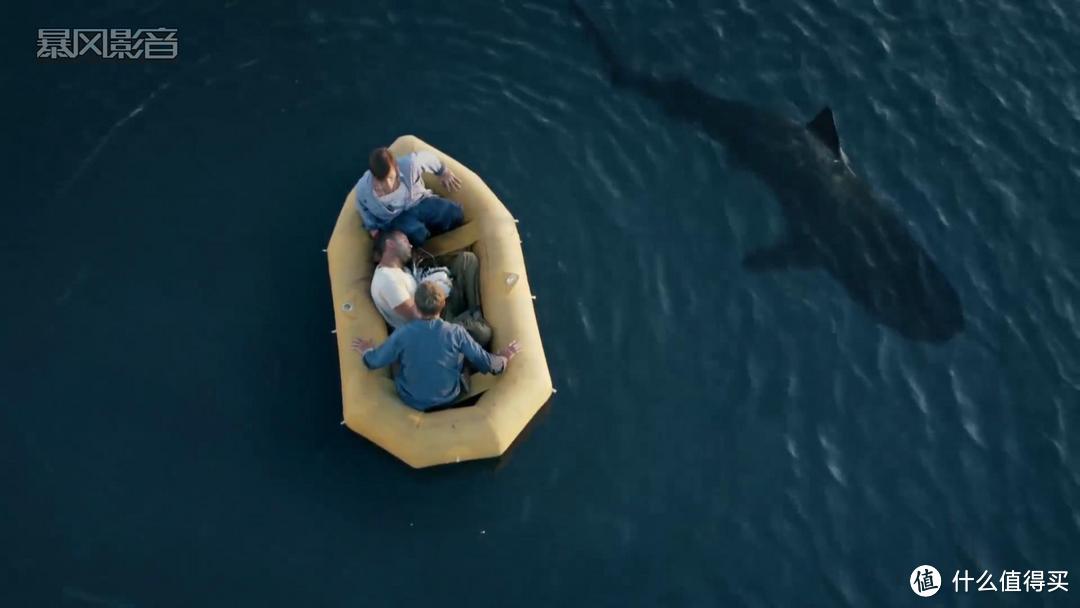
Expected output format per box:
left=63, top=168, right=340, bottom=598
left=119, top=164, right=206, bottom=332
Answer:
left=326, top=135, right=554, bottom=468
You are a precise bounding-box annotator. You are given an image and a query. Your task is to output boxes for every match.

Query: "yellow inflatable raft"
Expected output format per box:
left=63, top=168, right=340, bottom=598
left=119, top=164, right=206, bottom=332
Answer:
left=326, top=135, right=554, bottom=468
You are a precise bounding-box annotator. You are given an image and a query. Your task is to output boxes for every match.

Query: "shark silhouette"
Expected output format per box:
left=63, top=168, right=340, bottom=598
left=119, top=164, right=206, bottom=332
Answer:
left=570, top=2, right=964, bottom=343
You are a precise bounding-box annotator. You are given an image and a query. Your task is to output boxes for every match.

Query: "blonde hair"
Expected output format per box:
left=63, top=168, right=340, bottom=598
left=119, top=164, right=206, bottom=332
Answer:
left=415, top=281, right=447, bottom=316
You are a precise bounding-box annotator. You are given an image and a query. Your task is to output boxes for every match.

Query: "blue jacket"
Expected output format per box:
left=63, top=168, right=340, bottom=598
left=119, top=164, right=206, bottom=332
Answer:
left=362, top=319, right=506, bottom=411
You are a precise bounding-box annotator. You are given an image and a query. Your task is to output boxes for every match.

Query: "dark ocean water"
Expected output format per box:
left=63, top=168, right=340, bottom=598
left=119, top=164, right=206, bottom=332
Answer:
left=2, top=1, right=1079, bottom=606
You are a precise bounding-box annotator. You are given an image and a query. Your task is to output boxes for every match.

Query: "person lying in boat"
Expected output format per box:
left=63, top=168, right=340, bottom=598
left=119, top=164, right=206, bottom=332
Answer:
left=352, top=282, right=521, bottom=411
left=370, top=230, right=493, bottom=347
left=355, top=147, right=465, bottom=246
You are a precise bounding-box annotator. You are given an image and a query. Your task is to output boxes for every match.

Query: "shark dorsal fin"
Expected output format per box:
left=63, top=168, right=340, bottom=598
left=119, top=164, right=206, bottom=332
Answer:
left=807, top=107, right=841, bottom=157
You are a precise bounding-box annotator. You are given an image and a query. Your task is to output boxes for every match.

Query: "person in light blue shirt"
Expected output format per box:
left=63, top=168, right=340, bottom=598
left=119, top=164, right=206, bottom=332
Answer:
left=355, top=147, right=465, bottom=246
left=352, top=282, right=521, bottom=411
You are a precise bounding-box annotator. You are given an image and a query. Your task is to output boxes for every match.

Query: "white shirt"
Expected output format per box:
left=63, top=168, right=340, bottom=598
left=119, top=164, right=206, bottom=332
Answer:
left=371, top=266, right=418, bottom=329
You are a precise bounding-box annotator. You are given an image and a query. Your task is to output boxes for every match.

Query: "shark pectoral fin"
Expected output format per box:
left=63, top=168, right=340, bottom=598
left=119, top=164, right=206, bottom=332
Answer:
left=742, top=237, right=818, bottom=272
left=806, top=107, right=841, bottom=157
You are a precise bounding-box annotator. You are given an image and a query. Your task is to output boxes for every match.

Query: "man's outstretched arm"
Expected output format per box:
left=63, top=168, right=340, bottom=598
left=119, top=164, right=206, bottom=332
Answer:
left=352, top=334, right=402, bottom=370
left=411, top=151, right=461, bottom=192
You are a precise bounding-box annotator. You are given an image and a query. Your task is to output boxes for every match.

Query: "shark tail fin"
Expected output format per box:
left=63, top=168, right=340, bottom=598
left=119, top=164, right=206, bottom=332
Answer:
left=807, top=107, right=841, bottom=157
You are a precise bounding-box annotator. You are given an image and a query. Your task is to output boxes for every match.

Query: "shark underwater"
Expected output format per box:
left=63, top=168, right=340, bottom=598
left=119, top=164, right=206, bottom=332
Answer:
left=570, top=3, right=965, bottom=343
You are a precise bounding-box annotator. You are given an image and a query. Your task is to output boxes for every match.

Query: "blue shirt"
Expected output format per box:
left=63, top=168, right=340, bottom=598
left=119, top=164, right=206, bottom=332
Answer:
left=362, top=319, right=506, bottom=411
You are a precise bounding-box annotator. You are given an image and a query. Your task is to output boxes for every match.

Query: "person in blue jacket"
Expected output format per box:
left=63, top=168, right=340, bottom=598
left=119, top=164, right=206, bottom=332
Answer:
left=355, top=147, right=465, bottom=246
left=352, top=282, right=521, bottom=411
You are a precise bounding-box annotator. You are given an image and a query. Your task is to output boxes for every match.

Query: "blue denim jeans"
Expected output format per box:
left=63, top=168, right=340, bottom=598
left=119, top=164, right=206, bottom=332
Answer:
left=382, top=196, right=464, bottom=246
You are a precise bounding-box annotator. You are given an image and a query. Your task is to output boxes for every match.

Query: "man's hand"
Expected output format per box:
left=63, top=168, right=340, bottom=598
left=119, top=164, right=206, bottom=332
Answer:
left=496, top=339, right=521, bottom=362
left=351, top=337, right=375, bottom=355
left=439, top=168, right=462, bottom=192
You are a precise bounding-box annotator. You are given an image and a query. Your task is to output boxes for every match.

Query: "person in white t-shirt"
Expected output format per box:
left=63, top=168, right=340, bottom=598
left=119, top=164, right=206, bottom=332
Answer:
left=369, top=230, right=420, bottom=328
left=370, top=230, right=492, bottom=347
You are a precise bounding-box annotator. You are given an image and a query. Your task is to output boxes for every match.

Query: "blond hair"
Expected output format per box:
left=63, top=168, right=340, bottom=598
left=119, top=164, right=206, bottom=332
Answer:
left=415, top=281, right=447, bottom=316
